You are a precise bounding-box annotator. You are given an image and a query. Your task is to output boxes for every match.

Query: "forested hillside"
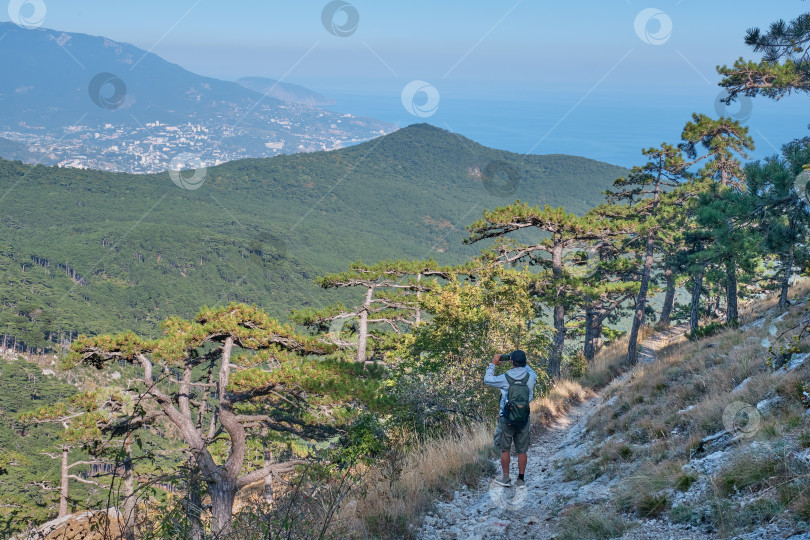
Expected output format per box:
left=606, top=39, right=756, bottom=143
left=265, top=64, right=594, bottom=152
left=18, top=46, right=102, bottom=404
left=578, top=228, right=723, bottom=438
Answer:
left=5, top=3, right=810, bottom=539
left=0, top=123, right=626, bottom=349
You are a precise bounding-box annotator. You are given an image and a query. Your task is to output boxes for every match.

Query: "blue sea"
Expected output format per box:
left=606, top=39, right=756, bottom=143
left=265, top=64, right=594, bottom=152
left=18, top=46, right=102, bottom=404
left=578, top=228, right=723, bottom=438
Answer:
left=323, top=89, right=809, bottom=168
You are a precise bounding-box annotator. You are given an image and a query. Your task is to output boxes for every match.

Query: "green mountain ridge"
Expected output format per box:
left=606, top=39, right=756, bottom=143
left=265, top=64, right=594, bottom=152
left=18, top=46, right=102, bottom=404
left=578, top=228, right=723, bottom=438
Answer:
left=0, top=123, right=627, bottom=347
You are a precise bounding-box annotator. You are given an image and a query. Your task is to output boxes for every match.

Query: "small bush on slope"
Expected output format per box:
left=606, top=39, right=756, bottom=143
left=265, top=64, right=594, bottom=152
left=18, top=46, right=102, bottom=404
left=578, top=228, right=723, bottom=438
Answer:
left=556, top=504, right=629, bottom=540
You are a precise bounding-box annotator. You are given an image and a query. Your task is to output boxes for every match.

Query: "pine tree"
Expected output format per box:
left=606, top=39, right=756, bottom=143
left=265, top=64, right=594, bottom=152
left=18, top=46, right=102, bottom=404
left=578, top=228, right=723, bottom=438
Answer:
left=718, top=11, right=810, bottom=101
left=466, top=203, right=611, bottom=378
left=747, top=139, right=810, bottom=309
left=680, top=114, right=755, bottom=327
left=292, top=260, right=457, bottom=364
left=670, top=225, right=713, bottom=332
left=600, top=144, right=690, bottom=363
left=693, top=184, right=761, bottom=327
left=575, top=247, right=639, bottom=362
left=20, top=391, right=112, bottom=519
left=657, top=244, right=688, bottom=328
left=65, top=303, right=333, bottom=536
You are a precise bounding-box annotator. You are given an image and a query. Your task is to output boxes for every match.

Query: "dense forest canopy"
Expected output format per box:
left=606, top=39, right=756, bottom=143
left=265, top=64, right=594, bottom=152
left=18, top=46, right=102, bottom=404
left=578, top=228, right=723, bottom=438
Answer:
left=0, top=124, right=626, bottom=352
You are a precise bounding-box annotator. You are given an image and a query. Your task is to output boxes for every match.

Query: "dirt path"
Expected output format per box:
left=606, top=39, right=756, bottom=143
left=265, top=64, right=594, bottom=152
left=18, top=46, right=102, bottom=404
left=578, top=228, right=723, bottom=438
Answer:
left=636, top=324, right=690, bottom=365
left=417, top=325, right=697, bottom=540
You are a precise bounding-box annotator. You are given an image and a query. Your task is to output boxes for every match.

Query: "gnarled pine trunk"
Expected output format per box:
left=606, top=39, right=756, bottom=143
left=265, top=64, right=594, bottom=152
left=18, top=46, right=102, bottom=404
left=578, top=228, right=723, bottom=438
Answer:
left=659, top=265, right=675, bottom=327
left=187, top=469, right=204, bottom=540
left=59, top=445, right=69, bottom=518
left=583, top=309, right=605, bottom=363
left=725, top=259, right=738, bottom=327
left=628, top=234, right=655, bottom=364
left=583, top=309, right=596, bottom=363
left=549, top=242, right=565, bottom=379
left=780, top=246, right=794, bottom=311
left=209, top=481, right=237, bottom=536
left=690, top=273, right=703, bottom=332
left=123, top=434, right=136, bottom=540
left=356, top=287, right=373, bottom=363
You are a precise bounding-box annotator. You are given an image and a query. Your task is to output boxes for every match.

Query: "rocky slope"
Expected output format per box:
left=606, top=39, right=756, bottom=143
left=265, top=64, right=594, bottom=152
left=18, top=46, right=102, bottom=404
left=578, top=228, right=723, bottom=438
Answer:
left=418, top=317, right=810, bottom=540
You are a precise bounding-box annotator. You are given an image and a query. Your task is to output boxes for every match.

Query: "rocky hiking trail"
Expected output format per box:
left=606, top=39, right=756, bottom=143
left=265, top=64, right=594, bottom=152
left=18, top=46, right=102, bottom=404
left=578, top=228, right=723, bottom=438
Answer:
left=416, top=324, right=796, bottom=540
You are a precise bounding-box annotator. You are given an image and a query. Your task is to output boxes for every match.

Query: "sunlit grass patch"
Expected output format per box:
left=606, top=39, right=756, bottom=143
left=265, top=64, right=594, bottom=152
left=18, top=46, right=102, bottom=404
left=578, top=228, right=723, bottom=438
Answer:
left=555, top=503, right=631, bottom=540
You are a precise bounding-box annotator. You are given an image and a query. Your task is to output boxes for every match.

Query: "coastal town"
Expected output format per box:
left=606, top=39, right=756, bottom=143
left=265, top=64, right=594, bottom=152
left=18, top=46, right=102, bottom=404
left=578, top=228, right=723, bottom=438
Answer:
left=0, top=111, right=391, bottom=173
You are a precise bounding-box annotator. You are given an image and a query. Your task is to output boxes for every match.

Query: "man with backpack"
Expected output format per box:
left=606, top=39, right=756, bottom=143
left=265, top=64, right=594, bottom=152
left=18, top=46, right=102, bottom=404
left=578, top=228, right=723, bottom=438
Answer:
left=484, top=349, right=537, bottom=488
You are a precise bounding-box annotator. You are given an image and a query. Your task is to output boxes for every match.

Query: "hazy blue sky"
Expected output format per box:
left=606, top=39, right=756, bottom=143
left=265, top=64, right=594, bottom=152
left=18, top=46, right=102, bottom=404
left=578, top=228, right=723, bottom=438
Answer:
left=3, top=1, right=808, bottom=164
left=5, top=1, right=806, bottom=89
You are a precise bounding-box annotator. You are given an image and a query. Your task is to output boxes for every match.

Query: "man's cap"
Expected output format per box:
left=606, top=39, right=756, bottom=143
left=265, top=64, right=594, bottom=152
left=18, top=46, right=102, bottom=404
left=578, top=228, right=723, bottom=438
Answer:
left=510, top=349, right=527, bottom=366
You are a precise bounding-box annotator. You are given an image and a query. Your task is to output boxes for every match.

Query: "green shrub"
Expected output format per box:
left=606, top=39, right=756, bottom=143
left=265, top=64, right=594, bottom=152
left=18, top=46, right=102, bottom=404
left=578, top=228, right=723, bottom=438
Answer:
left=687, top=322, right=726, bottom=341
left=566, top=351, right=589, bottom=378
left=556, top=505, right=630, bottom=540
left=675, top=473, right=697, bottom=492
left=718, top=456, right=786, bottom=496
left=740, top=499, right=782, bottom=525
left=792, top=493, right=810, bottom=521
left=637, top=493, right=669, bottom=517
left=669, top=503, right=701, bottom=525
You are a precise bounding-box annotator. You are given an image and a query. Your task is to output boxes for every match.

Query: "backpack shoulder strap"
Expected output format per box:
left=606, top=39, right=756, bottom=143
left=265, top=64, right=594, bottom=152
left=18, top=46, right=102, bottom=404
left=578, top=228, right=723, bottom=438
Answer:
left=505, top=373, right=529, bottom=386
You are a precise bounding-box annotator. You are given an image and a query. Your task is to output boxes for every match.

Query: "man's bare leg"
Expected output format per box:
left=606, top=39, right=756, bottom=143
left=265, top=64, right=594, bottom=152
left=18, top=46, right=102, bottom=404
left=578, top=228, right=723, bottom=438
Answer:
left=501, top=451, right=510, bottom=475
left=518, top=453, right=527, bottom=476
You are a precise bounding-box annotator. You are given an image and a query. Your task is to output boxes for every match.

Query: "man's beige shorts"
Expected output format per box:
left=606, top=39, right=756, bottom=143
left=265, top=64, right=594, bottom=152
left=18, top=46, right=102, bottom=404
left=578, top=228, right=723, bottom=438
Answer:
left=493, top=416, right=531, bottom=454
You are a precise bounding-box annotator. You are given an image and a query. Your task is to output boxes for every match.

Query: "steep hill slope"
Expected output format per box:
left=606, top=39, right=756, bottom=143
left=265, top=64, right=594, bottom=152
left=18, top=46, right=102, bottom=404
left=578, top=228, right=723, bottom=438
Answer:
left=0, top=124, right=627, bottom=346
left=419, top=285, right=810, bottom=539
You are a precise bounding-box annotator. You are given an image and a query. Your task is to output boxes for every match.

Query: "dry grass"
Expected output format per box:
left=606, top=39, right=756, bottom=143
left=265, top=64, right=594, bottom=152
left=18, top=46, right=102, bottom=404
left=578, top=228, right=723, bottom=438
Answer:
left=532, top=378, right=595, bottom=427
left=337, top=422, right=494, bottom=539
left=577, top=326, right=655, bottom=390
left=588, top=287, right=810, bottom=444
left=339, top=378, right=596, bottom=538
left=397, top=423, right=494, bottom=496
left=555, top=503, right=630, bottom=540
left=580, top=282, right=810, bottom=534
left=738, top=279, right=810, bottom=325
left=615, top=460, right=682, bottom=516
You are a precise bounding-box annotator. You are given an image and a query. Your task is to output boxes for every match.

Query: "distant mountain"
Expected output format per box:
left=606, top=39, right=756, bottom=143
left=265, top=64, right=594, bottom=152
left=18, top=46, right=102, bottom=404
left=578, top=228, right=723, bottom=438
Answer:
left=0, top=22, right=394, bottom=173
left=0, top=136, right=56, bottom=165
left=236, top=77, right=336, bottom=107
left=0, top=123, right=627, bottom=347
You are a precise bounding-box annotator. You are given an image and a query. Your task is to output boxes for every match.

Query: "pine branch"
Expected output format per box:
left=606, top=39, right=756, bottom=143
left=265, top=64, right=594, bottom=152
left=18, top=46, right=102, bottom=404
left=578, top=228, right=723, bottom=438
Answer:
left=236, top=459, right=308, bottom=490
left=67, top=474, right=99, bottom=486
